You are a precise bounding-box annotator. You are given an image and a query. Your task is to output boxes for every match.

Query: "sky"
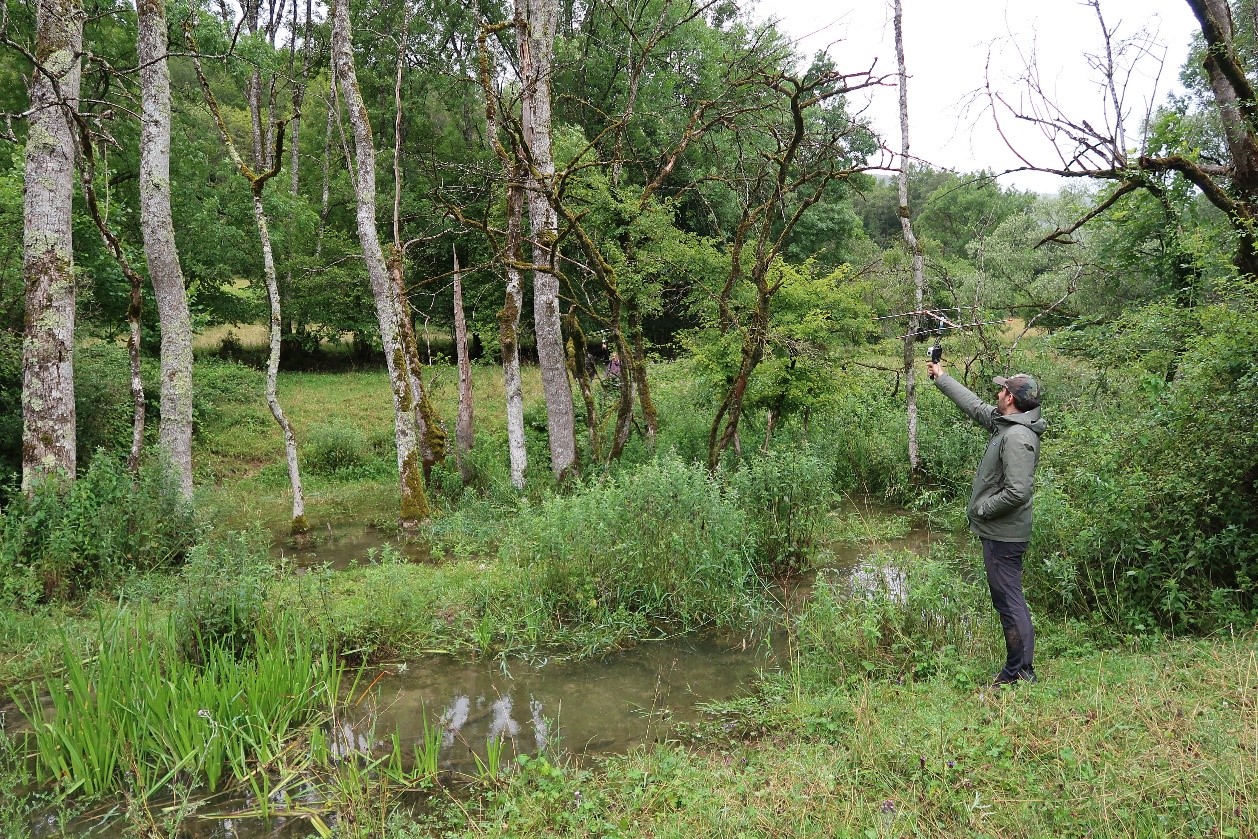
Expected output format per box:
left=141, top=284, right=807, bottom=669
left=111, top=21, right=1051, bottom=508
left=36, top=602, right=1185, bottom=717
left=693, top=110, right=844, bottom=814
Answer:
left=754, top=0, right=1202, bottom=192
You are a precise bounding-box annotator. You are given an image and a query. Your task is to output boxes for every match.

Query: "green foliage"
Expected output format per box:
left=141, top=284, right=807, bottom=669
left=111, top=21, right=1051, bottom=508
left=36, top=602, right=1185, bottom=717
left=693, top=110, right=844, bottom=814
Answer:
left=15, top=607, right=340, bottom=799
left=0, top=455, right=194, bottom=604
left=1032, top=303, right=1258, bottom=630
left=171, top=531, right=275, bottom=662
left=302, top=422, right=390, bottom=477
left=728, top=447, right=832, bottom=578
left=794, top=548, right=998, bottom=686
left=505, top=455, right=756, bottom=627
left=803, top=373, right=914, bottom=500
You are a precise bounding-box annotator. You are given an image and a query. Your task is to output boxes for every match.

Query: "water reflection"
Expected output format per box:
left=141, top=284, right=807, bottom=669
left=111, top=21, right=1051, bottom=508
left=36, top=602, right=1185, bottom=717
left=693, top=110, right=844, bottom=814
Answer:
left=338, top=633, right=778, bottom=774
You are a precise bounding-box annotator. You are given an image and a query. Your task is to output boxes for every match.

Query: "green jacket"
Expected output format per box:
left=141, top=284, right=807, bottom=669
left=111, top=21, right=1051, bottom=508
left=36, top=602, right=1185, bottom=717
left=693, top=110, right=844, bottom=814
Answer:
left=933, top=372, right=1046, bottom=542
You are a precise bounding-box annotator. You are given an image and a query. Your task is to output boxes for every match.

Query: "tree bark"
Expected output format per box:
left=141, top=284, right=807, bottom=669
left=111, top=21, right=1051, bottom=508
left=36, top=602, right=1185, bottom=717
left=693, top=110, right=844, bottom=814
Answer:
left=517, top=0, right=577, bottom=482
left=255, top=187, right=308, bottom=533
left=453, top=246, right=475, bottom=485
left=894, top=0, right=925, bottom=476
left=331, top=0, right=430, bottom=523
left=502, top=169, right=529, bottom=490
left=138, top=0, right=195, bottom=497
left=21, top=0, right=83, bottom=492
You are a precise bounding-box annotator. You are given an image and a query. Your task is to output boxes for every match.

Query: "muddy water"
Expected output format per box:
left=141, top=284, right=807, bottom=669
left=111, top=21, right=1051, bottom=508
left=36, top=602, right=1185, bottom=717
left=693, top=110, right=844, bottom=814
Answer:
left=339, top=632, right=779, bottom=774
left=276, top=524, right=443, bottom=570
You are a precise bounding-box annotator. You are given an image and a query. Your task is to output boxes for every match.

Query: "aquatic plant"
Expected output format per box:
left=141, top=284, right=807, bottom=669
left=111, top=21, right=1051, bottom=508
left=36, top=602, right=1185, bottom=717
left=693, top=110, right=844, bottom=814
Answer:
left=15, top=607, right=341, bottom=799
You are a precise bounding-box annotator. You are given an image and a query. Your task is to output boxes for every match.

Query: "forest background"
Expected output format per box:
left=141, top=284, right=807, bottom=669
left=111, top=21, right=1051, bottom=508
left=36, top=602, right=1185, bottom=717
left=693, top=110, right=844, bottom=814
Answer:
left=0, top=0, right=1255, bottom=835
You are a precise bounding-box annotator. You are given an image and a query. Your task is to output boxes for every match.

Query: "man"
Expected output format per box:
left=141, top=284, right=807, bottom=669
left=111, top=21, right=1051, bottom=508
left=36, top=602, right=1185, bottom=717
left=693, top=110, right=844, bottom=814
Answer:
left=925, top=360, right=1046, bottom=686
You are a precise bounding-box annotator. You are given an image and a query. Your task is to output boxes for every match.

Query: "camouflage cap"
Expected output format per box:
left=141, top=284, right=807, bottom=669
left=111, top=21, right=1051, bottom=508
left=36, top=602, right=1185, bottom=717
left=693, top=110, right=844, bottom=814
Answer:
left=992, top=373, right=1041, bottom=410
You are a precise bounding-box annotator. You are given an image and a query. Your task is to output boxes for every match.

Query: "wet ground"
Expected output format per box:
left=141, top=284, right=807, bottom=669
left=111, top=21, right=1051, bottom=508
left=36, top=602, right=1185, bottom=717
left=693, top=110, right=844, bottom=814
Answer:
left=18, top=505, right=938, bottom=837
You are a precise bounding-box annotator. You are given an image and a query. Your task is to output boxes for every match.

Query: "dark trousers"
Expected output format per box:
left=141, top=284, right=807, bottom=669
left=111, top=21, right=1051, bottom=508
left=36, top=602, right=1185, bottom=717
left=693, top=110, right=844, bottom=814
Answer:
left=981, top=538, right=1035, bottom=680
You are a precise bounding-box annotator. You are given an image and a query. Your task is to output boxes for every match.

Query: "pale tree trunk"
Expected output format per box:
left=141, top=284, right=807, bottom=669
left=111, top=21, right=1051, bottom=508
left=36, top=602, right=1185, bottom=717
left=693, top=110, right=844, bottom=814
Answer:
left=452, top=246, right=475, bottom=485
left=502, top=172, right=529, bottom=490
left=254, top=189, right=307, bottom=532
left=331, top=0, right=430, bottom=522
left=517, top=0, right=576, bottom=482
left=894, top=0, right=925, bottom=477
left=190, top=32, right=308, bottom=534
left=138, top=0, right=194, bottom=497
left=22, top=0, right=83, bottom=492
left=388, top=10, right=446, bottom=476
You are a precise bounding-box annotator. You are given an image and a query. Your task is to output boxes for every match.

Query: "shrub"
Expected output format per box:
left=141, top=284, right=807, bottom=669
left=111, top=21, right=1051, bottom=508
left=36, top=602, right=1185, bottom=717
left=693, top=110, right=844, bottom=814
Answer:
left=0, top=455, right=194, bottom=603
left=171, top=531, right=275, bottom=663
left=302, top=423, right=374, bottom=475
left=728, top=447, right=832, bottom=578
left=505, top=455, right=755, bottom=627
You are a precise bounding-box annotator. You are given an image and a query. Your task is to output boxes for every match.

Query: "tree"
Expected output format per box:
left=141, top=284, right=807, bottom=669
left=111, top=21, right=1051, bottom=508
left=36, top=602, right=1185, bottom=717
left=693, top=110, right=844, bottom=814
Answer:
left=997, top=0, right=1258, bottom=291
left=331, top=0, right=431, bottom=523
left=188, top=19, right=308, bottom=534
left=138, top=0, right=194, bottom=497
left=19, top=0, right=82, bottom=491
left=517, top=0, right=577, bottom=482
left=893, top=0, right=926, bottom=476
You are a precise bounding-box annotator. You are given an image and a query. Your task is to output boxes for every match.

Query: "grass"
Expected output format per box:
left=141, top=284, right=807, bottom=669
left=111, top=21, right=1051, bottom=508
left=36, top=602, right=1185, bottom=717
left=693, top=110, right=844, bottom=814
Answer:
left=3, top=351, right=1255, bottom=836
left=419, top=631, right=1257, bottom=837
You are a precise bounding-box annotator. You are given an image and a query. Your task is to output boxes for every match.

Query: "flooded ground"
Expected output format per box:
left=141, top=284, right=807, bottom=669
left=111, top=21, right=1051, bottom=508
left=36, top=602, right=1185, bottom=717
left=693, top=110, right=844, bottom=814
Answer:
left=20, top=503, right=939, bottom=837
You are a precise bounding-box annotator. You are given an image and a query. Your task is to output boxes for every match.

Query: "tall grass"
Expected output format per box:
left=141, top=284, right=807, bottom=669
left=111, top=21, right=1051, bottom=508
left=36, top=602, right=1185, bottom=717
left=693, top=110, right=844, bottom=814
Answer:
left=15, top=608, right=341, bottom=799
left=795, top=546, right=999, bottom=686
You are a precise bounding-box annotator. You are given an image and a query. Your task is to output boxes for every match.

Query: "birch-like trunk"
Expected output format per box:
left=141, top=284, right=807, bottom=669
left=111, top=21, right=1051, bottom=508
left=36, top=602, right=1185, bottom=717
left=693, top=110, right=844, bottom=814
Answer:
left=138, top=0, right=194, bottom=496
left=331, top=0, right=430, bottom=522
left=894, top=0, right=926, bottom=476
left=22, top=0, right=83, bottom=491
left=452, top=247, right=475, bottom=485
left=502, top=173, right=529, bottom=490
left=517, top=0, right=576, bottom=482
left=254, top=189, right=307, bottom=532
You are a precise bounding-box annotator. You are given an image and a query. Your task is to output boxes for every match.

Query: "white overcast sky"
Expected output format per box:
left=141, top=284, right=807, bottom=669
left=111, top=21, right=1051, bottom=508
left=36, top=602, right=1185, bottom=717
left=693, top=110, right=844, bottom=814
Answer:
left=754, top=0, right=1201, bottom=192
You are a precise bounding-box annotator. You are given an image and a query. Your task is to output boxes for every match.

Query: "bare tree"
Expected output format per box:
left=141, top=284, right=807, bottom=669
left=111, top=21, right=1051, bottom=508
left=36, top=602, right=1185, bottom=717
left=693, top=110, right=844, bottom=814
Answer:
left=331, top=0, right=431, bottom=522
left=452, top=246, right=475, bottom=485
left=20, top=0, right=83, bottom=491
left=476, top=21, right=529, bottom=489
left=139, top=0, right=195, bottom=497
left=893, top=0, right=926, bottom=475
left=995, top=0, right=1258, bottom=281
left=189, top=27, right=309, bottom=534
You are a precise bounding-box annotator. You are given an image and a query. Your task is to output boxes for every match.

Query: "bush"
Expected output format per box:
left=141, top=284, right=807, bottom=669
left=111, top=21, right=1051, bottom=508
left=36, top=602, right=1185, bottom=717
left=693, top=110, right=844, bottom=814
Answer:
left=302, top=423, right=374, bottom=475
left=728, top=447, right=832, bottom=578
left=0, top=454, right=195, bottom=604
left=171, top=531, right=275, bottom=663
left=1034, top=304, right=1258, bottom=630
left=504, top=455, right=755, bottom=627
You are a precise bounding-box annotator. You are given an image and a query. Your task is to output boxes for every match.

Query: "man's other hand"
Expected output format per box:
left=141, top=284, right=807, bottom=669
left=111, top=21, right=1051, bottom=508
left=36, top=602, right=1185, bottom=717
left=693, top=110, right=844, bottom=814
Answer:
left=926, top=361, right=943, bottom=380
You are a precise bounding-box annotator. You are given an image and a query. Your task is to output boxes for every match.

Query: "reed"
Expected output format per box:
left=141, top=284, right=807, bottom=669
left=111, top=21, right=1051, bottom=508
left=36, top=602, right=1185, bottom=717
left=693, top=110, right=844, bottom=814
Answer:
left=14, top=607, right=341, bottom=800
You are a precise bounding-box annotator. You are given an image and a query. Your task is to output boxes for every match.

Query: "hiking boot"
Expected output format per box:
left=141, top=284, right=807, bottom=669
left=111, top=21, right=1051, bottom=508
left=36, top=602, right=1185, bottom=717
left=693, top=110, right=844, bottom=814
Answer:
left=991, top=669, right=1037, bottom=687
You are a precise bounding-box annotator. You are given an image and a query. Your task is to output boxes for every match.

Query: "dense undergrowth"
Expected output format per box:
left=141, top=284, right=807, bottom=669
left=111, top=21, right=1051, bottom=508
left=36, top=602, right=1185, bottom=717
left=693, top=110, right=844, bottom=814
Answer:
left=0, top=310, right=1255, bottom=836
